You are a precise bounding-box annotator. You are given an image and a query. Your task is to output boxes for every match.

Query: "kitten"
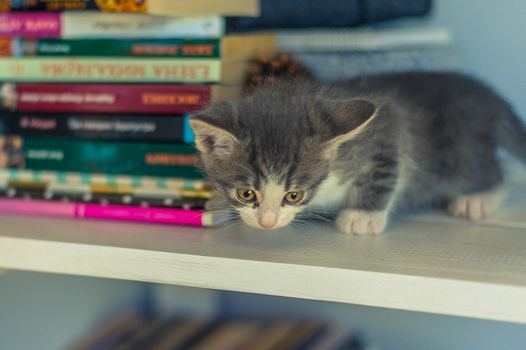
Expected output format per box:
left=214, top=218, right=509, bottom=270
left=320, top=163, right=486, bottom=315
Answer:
left=190, top=72, right=526, bottom=234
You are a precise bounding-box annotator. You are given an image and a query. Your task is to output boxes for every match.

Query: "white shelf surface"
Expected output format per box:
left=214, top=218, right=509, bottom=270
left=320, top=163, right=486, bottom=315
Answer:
left=1, top=190, right=526, bottom=324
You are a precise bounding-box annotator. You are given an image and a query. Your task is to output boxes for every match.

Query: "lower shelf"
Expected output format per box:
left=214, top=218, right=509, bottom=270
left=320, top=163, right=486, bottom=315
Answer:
left=1, top=191, right=526, bottom=324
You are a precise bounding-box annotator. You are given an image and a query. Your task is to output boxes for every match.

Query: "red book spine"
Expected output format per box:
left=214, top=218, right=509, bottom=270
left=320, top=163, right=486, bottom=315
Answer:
left=5, top=83, right=212, bottom=114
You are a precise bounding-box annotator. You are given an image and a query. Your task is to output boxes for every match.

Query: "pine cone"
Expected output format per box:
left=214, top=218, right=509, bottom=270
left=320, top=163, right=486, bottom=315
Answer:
left=243, top=52, right=312, bottom=93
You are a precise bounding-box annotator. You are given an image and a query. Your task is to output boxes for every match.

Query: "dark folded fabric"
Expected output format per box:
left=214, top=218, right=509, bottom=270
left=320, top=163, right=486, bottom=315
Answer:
left=227, top=0, right=432, bottom=31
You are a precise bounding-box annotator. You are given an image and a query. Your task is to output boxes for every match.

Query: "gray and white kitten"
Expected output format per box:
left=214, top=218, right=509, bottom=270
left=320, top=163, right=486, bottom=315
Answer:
left=190, top=72, right=526, bottom=234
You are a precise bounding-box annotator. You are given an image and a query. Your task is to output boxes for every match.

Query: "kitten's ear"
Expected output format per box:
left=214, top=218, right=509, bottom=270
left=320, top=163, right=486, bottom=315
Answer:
left=189, top=116, right=238, bottom=157
left=322, top=99, right=377, bottom=157
left=324, top=99, right=377, bottom=144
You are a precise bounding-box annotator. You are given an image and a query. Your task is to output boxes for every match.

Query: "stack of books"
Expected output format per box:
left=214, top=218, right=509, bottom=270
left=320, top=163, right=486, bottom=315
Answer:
left=69, top=311, right=373, bottom=350
left=0, top=0, right=277, bottom=226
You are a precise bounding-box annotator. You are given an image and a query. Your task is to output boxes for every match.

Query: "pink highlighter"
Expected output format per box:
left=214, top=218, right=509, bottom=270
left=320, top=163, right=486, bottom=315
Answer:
left=0, top=198, right=221, bottom=227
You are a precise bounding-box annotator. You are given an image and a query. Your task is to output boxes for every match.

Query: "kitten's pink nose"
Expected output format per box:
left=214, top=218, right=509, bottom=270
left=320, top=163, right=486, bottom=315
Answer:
left=258, top=210, right=277, bottom=228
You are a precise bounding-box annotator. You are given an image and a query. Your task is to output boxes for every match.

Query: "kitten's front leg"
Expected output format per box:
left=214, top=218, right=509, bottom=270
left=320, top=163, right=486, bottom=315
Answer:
left=336, top=159, right=399, bottom=235
left=336, top=209, right=390, bottom=235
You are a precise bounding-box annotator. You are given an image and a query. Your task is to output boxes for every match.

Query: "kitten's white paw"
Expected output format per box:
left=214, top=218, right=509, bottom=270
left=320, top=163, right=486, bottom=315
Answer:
left=336, top=209, right=388, bottom=235
left=447, top=188, right=505, bottom=220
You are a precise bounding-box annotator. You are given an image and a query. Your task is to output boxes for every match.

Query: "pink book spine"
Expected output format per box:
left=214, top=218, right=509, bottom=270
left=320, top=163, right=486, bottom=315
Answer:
left=0, top=198, right=75, bottom=217
left=77, top=203, right=204, bottom=226
left=0, top=198, right=205, bottom=226
left=0, top=13, right=61, bottom=38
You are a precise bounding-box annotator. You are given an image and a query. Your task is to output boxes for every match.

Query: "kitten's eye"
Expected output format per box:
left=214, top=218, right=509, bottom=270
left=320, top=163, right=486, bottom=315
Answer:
left=236, top=189, right=257, bottom=203
left=283, top=191, right=304, bottom=205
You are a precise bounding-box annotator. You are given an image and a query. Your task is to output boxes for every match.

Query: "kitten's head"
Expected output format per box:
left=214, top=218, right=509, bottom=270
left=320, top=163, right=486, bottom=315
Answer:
left=190, top=82, right=376, bottom=229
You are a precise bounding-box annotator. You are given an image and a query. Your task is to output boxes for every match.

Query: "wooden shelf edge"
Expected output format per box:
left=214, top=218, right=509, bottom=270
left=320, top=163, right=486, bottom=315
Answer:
left=1, top=235, right=525, bottom=324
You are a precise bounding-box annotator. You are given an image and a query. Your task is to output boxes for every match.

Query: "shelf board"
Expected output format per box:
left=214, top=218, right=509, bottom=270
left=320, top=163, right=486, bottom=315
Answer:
left=1, top=191, right=526, bottom=324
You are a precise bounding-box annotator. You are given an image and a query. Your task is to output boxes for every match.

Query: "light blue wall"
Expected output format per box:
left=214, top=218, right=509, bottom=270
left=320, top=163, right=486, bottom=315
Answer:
left=430, top=0, right=526, bottom=119
left=0, top=271, right=220, bottom=350
left=0, top=271, right=144, bottom=350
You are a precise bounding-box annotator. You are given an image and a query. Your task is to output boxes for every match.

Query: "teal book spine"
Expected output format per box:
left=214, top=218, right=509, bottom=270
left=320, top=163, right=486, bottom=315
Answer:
left=9, top=38, right=221, bottom=58
left=3, top=136, right=203, bottom=179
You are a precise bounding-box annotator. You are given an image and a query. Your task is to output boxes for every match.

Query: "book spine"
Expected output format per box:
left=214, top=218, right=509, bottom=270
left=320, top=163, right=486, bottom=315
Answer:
left=79, top=203, right=205, bottom=226
left=4, top=0, right=146, bottom=12
left=4, top=136, right=202, bottom=178
left=7, top=38, right=221, bottom=58
left=2, top=83, right=212, bottom=114
left=1, top=184, right=210, bottom=207
left=62, top=13, right=224, bottom=38
left=0, top=197, right=75, bottom=217
left=0, top=113, right=195, bottom=143
left=0, top=12, right=61, bottom=37
left=0, top=198, right=207, bottom=226
left=43, top=183, right=213, bottom=200
left=2, top=0, right=259, bottom=17
left=0, top=169, right=210, bottom=190
left=0, top=58, right=220, bottom=83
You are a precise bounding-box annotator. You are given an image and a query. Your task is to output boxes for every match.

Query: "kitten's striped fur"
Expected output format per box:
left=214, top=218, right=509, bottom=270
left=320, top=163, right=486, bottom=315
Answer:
left=191, top=72, right=526, bottom=233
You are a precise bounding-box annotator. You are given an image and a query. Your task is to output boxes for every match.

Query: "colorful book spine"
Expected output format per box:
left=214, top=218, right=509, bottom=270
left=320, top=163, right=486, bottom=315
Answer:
left=0, top=58, right=220, bottom=83
left=43, top=183, right=214, bottom=200
left=0, top=169, right=211, bottom=190
left=0, top=13, right=224, bottom=38
left=2, top=136, right=203, bottom=178
left=0, top=83, right=233, bottom=114
left=0, top=197, right=220, bottom=226
left=4, top=177, right=213, bottom=199
left=0, top=113, right=195, bottom=143
left=1, top=184, right=211, bottom=206
left=0, top=12, right=59, bottom=37
left=1, top=38, right=221, bottom=58
left=0, top=0, right=259, bottom=17
left=2, top=0, right=148, bottom=12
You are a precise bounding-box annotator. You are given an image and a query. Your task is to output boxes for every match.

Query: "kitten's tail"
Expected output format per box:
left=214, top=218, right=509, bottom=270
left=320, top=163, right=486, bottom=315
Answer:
left=498, top=109, right=526, bottom=164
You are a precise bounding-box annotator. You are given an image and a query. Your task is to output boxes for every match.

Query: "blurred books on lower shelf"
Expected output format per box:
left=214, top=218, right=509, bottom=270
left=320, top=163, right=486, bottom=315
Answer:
left=69, top=311, right=374, bottom=350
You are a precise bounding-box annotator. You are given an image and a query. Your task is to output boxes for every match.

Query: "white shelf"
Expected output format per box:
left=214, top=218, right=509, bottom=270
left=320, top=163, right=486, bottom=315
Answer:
left=1, top=191, right=526, bottom=324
